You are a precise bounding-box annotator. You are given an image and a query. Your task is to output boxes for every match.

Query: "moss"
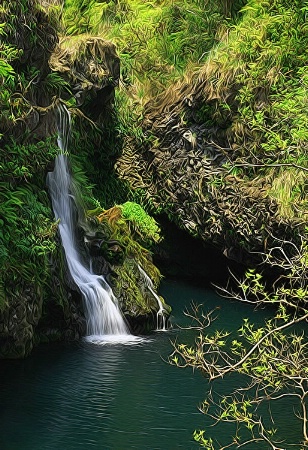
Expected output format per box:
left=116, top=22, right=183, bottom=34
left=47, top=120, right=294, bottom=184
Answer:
left=94, top=205, right=168, bottom=316
left=120, top=201, right=161, bottom=246
left=113, top=259, right=153, bottom=316
left=114, top=0, right=307, bottom=256
left=269, top=168, right=308, bottom=219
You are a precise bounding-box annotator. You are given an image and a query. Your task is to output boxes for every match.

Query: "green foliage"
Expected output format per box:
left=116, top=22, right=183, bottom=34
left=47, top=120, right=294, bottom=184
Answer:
left=0, top=182, right=57, bottom=308
left=0, top=59, right=15, bottom=82
left=98, top=205, right=161, bottom=273
left=40, top=72, right=72, bottom=97
left=69, top=112, right=131, bottom=209
left=63, top=0, right=105, bottom=35
left=0, top=138, right=59, bottom=183
left=0, top=0, right=65, bottom=316
left=0, top=0, right=62, bottom=136
left=0, top=27, right=19, bottom=129
left=61, top=0, right=308, bottom=238
left=120, top=201, right=161, bottom=245
left=214, top=0, right=307, bottom=163
left=62, top=0, right=241, bottom=96
left=269, top=167, right=308, bottom=218
left=59, top=1, right=252, bottom=225
left=69, top=152, right=102, bottom=210
left=158, top=2, right=222, bottom=71
left=0, top=164, right=68, bottom=315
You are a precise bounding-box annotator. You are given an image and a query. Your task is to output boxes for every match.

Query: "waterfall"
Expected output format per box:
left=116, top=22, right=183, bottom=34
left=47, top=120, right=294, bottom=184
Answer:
left=138, top=265, right=166, bottom=331
left=47, top=104, right=135, bottom=344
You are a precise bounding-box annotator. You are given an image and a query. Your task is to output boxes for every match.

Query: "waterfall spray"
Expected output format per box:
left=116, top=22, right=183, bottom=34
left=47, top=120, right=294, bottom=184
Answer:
left=47, top=104, right=139, bottom=344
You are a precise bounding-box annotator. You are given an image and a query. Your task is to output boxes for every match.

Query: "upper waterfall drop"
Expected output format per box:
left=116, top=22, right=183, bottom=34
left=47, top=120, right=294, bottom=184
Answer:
left=47, top=104, right=139, bottom=344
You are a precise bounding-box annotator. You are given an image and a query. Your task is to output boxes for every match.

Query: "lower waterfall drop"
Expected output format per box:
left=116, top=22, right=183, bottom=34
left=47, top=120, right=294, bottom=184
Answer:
left=47, top=105, right=139, bottom=344
left=138, top=265, right=166, bottom=331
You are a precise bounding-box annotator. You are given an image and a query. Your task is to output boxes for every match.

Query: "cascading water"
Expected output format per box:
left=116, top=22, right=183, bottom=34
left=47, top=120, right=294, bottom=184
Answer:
left=138, top=265, right=166, bottom=331
left=47, top=105, right=138, bottom=344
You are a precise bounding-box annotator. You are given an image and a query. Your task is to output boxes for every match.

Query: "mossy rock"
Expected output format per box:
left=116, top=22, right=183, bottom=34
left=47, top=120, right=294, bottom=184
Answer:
left=87, top=204, right=171, bottom=326
left=50, top=36, right=120, bottom=118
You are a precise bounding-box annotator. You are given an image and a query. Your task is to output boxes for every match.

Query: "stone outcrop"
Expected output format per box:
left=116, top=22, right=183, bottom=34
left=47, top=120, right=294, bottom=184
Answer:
left=85, top=205, right=170, bottom=332
left=0, top=283, right=43, bottom=358
left=50, top=36, right=120, bottom=120
left=0, top=278, right=85, bottom=359
left=116, top=65, right=305, bottom=271
left=0, top=0, right=59, bottom=141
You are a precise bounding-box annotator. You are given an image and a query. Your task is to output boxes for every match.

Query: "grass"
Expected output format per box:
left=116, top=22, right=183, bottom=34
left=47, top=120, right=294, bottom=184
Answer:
left=269, top=168, right=308, bottom=219
left=62, top=0, right=241, bottom=97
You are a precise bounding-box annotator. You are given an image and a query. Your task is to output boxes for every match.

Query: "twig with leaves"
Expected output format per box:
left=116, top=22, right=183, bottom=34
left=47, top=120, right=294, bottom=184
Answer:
left=170, top=239, right=308, bottom=449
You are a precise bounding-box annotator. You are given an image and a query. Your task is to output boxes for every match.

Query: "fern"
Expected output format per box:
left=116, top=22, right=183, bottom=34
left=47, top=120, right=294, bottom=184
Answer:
left=41, top=72, right=72, bottom=95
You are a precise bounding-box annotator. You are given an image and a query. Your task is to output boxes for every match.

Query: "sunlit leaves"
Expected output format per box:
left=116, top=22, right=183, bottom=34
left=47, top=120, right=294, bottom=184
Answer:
left=120, top=201, right=161, bottom=245
left=171, top=247, right=308, bottom=448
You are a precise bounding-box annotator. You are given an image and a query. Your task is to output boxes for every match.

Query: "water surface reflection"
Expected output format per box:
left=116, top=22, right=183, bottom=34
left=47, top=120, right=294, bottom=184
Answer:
left=0, top=279, right=301, bottom=449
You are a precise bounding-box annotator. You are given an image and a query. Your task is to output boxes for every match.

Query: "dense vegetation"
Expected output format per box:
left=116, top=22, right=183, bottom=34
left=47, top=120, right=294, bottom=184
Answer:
left=1, top=0, right=308, bottom=446
left=0, top=0, right=61, bottom=317
left=0, top=0, right=167, bottom=356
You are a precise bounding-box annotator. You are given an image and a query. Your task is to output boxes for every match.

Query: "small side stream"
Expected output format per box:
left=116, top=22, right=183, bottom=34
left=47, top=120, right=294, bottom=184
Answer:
left=0, top=279, right=301, bottom=449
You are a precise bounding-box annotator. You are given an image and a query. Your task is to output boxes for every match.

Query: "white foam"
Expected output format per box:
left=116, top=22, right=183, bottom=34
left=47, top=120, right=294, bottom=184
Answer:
left=84, top=334, right=150, bottom=346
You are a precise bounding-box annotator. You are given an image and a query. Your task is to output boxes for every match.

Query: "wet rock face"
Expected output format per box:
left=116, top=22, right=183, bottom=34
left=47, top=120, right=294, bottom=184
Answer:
left=0, top=274, right=86, bottom=359
left=36, top=290, right=86, bottom=346
left=153, top=215, right=245, bottom=286
left=84, top=225, right=169, bottom=323
left=0, top=284, right=43, bottom=358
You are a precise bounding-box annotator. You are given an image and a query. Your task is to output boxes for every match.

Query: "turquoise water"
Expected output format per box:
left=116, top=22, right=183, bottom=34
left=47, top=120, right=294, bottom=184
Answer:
left=0, top=279, right=302, bottom=449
